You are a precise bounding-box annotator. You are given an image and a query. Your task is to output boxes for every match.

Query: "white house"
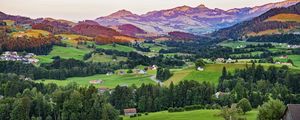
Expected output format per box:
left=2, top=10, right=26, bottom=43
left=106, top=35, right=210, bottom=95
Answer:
left=197, top=67, right=204, bottom=71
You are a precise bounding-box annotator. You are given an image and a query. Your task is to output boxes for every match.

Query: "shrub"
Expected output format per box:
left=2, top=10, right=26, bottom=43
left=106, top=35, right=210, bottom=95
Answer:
left=145, top=112, right=149, bottom=115
left=137, top=113, right=142, bottom=116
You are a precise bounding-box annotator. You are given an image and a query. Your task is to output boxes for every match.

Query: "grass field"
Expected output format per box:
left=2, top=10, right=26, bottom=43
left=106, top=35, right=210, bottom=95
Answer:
left=274, top=55, right=300, bottom=68
left=123, top=110, right=258, bottom=120
left=86, top=53, right=127, bottom=63
left=12, top=29, right=50, bottom=38
left=218, top=41, right=286, bottom=48
left=36, top=73, right=155, bottom=88
left=164, top=64, right=247, bottom=85
left=37, top=46, right=91, bottom=63
left=230, top=51, right=263, bottom=57
left=96, top=44, right=136, bottom=52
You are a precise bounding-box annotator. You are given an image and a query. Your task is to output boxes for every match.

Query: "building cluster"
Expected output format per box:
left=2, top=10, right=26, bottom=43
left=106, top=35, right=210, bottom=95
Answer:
left=287, top=45, right=300, bottom=49
left=0, top=51, right=39, bottom=64
left=215, top=58, right=236, bottom=63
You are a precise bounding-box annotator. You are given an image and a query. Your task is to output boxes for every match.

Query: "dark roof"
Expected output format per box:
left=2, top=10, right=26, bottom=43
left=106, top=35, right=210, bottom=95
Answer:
left=283, top=104, right=300, bottom=119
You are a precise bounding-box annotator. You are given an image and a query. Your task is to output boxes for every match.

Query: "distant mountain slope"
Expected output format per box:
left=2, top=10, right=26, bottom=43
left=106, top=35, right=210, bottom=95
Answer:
left=31, top=18, right=76, bottom=34
left=71, top=20, right=141, bottom=44
left=95, top=0, right=299, bottom=35
left=112, top=24, right=147, bottom=37
left=213, top=2, right=300, bottom=39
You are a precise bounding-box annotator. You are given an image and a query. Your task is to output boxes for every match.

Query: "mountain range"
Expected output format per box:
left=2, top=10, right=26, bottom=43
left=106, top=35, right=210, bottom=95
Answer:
left=0, top=0, right=299, bottom=42
left=95, top=0, right=300, bottom=35
left=213, top=2, right=300, bottom=39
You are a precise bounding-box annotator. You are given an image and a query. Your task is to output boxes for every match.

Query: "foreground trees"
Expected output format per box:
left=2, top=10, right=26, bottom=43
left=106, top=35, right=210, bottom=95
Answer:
left=257, top=99, right=286, bottom=120
left=0, top=74, right=119, bottom=120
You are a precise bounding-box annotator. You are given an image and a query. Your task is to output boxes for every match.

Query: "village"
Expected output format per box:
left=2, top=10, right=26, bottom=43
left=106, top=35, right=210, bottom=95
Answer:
left=0, top=51, right=39, bottom=64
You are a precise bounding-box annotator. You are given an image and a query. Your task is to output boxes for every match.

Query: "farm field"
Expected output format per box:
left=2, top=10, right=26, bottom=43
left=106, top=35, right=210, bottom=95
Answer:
left=123, top=110, right=258, bottom=120
left=164, top=63, right=290, bottom=85
left=86, top=53, right=127, bottom=63
left=96, top=44, right=136, bottom=52
left=11, top=29, right=50, bottom=38
left=274, top=55, right=300, bottom=68
left=36, top=73, right=155, bottom=88
left=37, top=46, right=91, bottom=63
left=218, top=40, right=286, bottom=48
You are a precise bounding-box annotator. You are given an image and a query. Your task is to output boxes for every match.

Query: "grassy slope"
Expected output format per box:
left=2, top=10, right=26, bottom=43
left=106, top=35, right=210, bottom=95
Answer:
left=96, top=44, right=136, bottom=52
left=218, top=41, right=286, bottom=48
left=86, top=53, right=127, bottom=63
left=164, top=64, right=247, bottom=85
left=36, top=73, right=155, bottom=88
left=266, top=13, right=300, bottom=23
left=37, top=46, right=91, bottom=63
left=123, top=110, right=258, bottom=120
left=11, top=29, right=50, bottom=38
left=274, top=55, right=300, bottom=68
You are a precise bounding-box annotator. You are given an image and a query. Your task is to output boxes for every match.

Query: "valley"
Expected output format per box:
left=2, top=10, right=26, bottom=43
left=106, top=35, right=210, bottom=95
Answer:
left=0, top=1, right=300, bottom=120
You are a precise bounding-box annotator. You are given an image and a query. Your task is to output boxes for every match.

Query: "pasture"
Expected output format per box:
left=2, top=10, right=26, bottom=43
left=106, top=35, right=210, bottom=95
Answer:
left=36, top=73, right=155, bottom=88
left=37, top=46, right=91, bottom=63
left=96, top=44, right=136, bottom=52
left=123, top=110, right=258, bottom=120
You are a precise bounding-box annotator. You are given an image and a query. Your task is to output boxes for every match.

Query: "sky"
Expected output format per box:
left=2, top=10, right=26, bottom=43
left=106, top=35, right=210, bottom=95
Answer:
left=0, top=0, right=284, bottom=22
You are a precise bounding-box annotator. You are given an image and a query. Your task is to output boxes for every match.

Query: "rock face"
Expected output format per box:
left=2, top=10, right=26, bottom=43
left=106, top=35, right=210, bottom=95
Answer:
left=95, top=0, right=299, bottom=35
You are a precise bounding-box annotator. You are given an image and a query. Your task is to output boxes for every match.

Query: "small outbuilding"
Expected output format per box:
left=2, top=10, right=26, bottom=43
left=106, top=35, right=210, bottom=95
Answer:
left=124, top=108, right=137, bottom=116
left=281, top=104, right=300, bottom=120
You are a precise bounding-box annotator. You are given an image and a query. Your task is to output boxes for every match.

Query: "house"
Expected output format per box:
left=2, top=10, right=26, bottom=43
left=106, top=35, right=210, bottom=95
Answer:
left=216, top=58, right=225, bottom=63
left=98, top=87, right=110, bottom=94
left=281, top=104, right=300, bottom=120
left=106, top=72, right=113, bottom=76
left=280, top=55, right=289, bottom=59
left=215, top=92, right=230, bottom=99
left=197, top=67, right=204, bottom=71
left=226, top=58, right=235, bottom=63
left=148, top=65, right=158, bottom=70
left=89, top=80, right=103, bottom=84
left=138, top=70, right=146, bottom=74
left=124, top=108, right=137, bottom=116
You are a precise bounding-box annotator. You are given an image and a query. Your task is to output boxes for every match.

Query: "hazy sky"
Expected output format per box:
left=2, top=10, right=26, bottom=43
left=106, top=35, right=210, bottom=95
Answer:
left=0, top=0, right=284, bottom=21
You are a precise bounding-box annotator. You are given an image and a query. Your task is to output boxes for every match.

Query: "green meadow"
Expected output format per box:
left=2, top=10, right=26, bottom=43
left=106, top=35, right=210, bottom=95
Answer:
left=274, top=55, right=300, bottom=68
left=36, top=73, right=155, bottom=88
left=164, top=64, right=247, bottom=85
left=37, top=46, right=91, bottom=63
left=86, top=53, right=128, bottom=63
left=96, top=44, right=136, bottom=52
left=123, top=110, right=258, bottom=120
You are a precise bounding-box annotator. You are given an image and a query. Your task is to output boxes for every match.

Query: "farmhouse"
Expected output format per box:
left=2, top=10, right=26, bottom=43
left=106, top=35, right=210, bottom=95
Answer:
left=106, top=72, right=113, bottom=76
left=197, top=67, right=204, bottom=71
left=226, top=58, right=235, bottom=63
left=148, top=65, right=158, bottom=70
left=124, top=108, right=137, bottom=116
left=138, top=70, right=147, bottom=74
left=98, top=87, right=110, bottom=94
left=280, top=55, right=289, bottom=59
left=281, top=104, right=300, bottom=120
left=215, top=92, right=230, bottom=99
left=89, top=80, right=103, bottom=84
left=215, top=58, right=225, bottom=63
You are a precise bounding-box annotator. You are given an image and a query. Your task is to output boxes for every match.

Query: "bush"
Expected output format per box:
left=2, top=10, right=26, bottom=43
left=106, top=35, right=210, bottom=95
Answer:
left=145, top=112, right=149, bottom=115
left=184, top=105, right=203, bottom=111
left=129, top=114, right=137, bottom=118
left=137, top=113, right=142, bottom=116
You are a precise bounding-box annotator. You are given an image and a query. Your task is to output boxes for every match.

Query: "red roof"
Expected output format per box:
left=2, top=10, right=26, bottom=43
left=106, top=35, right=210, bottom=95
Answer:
left=124, top=108, right=137, bottom=113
